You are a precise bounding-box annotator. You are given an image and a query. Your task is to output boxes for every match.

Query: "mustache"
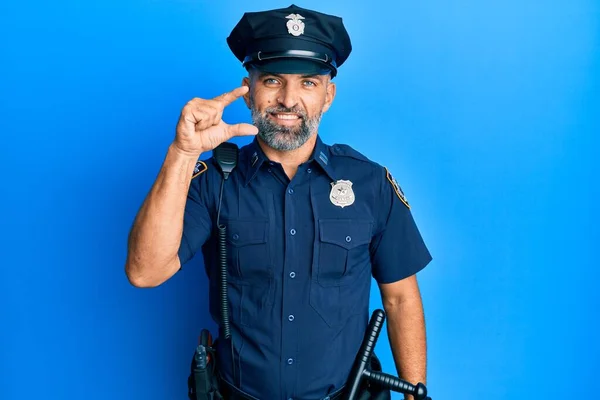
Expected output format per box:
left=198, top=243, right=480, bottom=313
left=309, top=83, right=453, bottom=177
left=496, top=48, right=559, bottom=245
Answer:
left=264, top=106, right=307, bottom=119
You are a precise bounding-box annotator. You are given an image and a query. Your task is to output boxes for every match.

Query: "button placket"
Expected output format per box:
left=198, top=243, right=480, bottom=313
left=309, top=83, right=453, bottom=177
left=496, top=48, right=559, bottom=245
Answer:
left=282, top=176, right=300, bottom=393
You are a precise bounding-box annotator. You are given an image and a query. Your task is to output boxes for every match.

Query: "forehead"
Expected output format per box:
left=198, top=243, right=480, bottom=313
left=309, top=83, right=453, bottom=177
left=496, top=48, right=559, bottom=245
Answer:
left=252, top=71, right=329, bottom=81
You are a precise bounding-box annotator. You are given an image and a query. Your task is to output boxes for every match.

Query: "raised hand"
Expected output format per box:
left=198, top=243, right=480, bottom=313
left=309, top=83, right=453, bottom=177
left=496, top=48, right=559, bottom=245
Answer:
left=174, top=86, right=258, bottom=156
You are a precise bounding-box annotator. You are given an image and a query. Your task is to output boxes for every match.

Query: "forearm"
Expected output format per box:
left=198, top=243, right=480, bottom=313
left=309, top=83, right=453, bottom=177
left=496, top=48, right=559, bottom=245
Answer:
left=384, top=296, right=427, bottom=399
left=125, top=143, right=200, bottom=287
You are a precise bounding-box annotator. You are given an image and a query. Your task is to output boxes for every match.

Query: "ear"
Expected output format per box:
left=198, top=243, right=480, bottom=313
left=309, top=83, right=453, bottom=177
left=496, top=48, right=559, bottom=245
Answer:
left=322, top=79, right=336, bottom=113
left=241, top=76, right=251, bottom=109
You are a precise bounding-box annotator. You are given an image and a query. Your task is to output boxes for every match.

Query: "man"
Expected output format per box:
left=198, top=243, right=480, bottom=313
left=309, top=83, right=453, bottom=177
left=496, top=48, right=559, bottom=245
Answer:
left=125, top=4, right=432, bottom=400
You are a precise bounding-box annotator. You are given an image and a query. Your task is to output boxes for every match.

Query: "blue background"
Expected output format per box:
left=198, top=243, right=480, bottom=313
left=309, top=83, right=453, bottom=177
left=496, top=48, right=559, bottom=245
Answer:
left=1, top=0, right=598, bottom=399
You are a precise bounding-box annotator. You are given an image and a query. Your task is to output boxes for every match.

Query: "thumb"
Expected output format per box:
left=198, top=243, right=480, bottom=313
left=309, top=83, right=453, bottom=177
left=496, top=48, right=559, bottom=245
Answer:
left=225, top=122, right=259, bottom=138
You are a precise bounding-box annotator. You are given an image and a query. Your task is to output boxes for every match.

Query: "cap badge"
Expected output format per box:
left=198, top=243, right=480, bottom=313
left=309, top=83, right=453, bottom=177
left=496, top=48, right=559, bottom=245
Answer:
left=286, top=13, right=305, bottom=36
left=330, top=180, right=355, bottom=208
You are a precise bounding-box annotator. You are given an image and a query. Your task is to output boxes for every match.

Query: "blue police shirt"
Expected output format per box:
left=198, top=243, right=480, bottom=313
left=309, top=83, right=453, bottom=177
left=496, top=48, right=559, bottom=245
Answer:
left=178, top=135, right=432, bottom=400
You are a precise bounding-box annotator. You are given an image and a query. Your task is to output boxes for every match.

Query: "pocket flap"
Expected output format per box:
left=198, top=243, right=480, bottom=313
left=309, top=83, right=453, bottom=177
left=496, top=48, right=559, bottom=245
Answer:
left=226, top=219, right=268, bottom=247
left=319, top=219, right=373, bottom=250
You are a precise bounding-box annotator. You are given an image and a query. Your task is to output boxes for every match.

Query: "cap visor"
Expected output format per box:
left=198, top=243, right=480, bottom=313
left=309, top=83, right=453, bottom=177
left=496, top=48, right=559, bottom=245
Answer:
left=250, top=58, right=333, bottom=76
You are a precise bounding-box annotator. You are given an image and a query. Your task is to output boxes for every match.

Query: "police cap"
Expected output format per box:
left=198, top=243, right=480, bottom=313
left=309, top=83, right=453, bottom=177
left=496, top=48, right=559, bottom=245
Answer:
left=227, top=4, right=352, bottom=78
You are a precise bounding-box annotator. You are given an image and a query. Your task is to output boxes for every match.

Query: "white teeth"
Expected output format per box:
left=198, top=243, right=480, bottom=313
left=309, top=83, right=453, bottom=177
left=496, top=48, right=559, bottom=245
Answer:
left=274, top=114, right=299, bottom=120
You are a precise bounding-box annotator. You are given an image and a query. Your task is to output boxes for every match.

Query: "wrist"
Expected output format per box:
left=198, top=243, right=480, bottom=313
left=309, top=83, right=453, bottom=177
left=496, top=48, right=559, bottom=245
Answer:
left=169, top=142, right=203, bottom=161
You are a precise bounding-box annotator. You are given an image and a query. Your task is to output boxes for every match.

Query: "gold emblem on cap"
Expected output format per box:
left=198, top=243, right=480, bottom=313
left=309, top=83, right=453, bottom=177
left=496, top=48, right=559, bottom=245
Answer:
left=286, top=13, right=305, bottom=37
left=330, top=180, right=355, bottom=208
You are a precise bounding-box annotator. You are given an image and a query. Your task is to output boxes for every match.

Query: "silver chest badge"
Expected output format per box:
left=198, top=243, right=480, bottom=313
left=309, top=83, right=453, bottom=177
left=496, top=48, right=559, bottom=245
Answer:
left=330, top=180, right=355, bottom=208
left=286, top=13, right=305, bottom=36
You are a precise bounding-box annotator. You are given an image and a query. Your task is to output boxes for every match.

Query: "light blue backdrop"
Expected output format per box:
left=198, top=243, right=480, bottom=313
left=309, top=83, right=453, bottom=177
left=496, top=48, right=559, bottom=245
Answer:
left=1, top=0, right=598, bottom=399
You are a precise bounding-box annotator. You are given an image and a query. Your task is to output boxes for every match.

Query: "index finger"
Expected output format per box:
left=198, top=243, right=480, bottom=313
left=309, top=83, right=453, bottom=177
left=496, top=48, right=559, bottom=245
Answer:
left=213, top=86, right=249, bottom=107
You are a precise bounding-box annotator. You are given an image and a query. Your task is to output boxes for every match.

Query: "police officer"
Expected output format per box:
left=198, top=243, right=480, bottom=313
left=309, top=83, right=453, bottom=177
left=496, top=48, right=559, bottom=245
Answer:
left=125, top=4, right=432, bottom=400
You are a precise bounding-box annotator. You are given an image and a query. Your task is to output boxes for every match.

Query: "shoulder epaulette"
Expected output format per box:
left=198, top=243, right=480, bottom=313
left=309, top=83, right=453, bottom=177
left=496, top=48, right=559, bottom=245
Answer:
left=330, top=144, right=372, bottom=163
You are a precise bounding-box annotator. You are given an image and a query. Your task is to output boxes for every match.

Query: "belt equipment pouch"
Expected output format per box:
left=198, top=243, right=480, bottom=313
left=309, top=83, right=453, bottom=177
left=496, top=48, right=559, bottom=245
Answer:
left=188, top=330, right=223, bottom=400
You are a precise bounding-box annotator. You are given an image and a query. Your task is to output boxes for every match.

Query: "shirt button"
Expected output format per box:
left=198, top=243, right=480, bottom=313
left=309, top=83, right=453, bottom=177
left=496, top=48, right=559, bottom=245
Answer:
left=288, top=314, right=295, bottom=321
left=288, top=188, right=294, bottom=194
left=307, top=168, right=312, bottom=173
left=289, top=272, right=296, bottom=278
left=287, top=358, right=294, bottom=365
left=290, top=228, right=296, bottom=235
left=233, top=234, right=239, bottom=240
left=268, top=168, right=272, bottom=173
left=345, top=236, right=352, bottom=243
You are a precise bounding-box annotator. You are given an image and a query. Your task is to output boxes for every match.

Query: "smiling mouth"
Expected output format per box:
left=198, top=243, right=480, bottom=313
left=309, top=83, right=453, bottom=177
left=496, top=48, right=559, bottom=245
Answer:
left=270, top=112, right=302, bottom=121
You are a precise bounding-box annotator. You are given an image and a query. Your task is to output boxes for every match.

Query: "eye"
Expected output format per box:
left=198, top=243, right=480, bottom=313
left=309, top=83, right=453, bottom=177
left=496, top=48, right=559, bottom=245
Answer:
left=303, top=80, right=317, bottom=87
left=264, top=78, right=280, bottom=85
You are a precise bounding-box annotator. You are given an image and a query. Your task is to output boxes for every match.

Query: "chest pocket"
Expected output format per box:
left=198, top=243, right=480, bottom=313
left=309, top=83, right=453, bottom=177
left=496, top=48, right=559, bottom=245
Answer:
left=225, top=219, right=274, bottom=328
left=316, top=219, right=373, bottom=286
left=310, top=219, right=373, bottom=328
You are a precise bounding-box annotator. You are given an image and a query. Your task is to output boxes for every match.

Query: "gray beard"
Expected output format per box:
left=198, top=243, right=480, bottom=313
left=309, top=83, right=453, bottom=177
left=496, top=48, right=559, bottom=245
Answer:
left=250, top=100, right=322, bottom=151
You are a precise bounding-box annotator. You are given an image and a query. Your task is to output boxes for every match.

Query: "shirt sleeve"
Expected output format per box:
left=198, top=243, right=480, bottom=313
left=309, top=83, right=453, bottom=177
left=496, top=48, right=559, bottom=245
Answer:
left=177, top=161, right=214, bottom=267
left=370, top=167, right=432, bottom=284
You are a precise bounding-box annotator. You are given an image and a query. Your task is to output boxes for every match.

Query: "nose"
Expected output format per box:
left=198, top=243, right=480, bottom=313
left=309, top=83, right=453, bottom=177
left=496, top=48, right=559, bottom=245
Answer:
left=277, top=85, right=299, bottom=110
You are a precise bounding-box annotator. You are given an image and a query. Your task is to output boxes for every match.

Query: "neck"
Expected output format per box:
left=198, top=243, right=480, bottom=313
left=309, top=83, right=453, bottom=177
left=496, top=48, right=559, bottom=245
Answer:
left=257, top=133, right=318, bottom=179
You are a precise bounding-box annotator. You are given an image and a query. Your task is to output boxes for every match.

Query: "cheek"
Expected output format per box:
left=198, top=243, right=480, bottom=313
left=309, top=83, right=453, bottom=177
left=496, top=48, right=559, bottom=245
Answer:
left=251, top=88, right=272, bottom=106
left=308, top=94, right=328, bottom=114
left=256, top=91, right=273, bottom=106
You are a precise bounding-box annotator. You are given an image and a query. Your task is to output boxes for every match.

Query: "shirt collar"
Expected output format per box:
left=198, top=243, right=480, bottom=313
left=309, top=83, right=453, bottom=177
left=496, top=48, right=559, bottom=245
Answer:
left=310, top=134, right=337, bottom=182
left=243, top=135, right=337, bottom=187
left=243, top=137, right=268, bottom=187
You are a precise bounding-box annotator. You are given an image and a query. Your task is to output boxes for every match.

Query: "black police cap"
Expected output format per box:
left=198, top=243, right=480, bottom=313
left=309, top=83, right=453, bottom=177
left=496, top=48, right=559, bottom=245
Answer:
left=227, top=4, right=352, bottom=78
